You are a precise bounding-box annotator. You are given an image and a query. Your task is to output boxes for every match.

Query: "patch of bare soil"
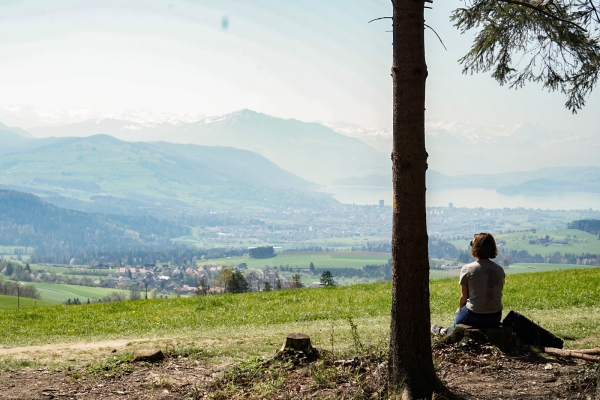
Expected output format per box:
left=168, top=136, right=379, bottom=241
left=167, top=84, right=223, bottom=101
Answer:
left=435, top=341, right=599, bottom=400
left=0, top=343, right=598, bottom=399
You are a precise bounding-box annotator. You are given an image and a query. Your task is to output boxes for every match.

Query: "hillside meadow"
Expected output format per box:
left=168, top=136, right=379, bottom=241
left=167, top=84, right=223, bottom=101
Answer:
left=1, top=268, right=600, bottom=361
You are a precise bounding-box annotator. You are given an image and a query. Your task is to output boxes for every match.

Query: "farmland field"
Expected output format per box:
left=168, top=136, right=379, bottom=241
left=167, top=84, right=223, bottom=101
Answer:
left=21, top=283, right=129, bottom=304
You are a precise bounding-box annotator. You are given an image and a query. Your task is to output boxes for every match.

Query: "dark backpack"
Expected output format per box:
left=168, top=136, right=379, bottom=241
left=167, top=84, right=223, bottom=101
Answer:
left=502, top=310, right=564, bottom=349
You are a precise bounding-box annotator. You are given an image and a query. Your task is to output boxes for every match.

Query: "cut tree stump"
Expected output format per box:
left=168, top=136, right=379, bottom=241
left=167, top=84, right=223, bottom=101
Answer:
left=280, top=333, right=313, bottom=353
left=439, top=324, right=518, bottom=353
left=133, top=349, right=164, bottom=363
left=276, top=333, right=318, bottom=362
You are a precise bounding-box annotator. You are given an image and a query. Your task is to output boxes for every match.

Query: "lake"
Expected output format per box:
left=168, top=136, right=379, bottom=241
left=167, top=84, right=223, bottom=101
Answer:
left=322, top=186, right=600, bottom=210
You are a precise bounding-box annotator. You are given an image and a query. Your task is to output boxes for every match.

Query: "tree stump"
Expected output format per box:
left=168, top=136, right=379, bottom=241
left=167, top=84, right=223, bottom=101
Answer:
left=277, top=333, right=318, bottom=362
left=133, top=349, right=164, bottom=363
left=280, top=333, right=313, bottom=352
left=438, top=324, right=518, bottom=353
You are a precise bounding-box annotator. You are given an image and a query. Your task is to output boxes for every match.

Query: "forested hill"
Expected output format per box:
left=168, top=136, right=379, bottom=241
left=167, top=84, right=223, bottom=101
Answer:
left=0, top=190, right=189, bottom=257
left=568, top=220, right=600, bottom=235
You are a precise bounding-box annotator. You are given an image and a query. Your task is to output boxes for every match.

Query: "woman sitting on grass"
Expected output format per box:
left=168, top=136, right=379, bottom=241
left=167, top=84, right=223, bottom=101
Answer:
left=431, top=232, right=505, bottom=336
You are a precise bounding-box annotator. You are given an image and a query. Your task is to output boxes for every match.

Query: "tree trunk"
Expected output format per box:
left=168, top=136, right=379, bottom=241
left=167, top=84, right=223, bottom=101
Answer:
left=388, top=0, right=444, bottom=398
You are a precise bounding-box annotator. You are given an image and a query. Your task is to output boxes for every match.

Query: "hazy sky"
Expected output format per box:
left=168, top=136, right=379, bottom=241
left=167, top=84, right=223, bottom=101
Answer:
left=0, top=0, right=598, bottom=134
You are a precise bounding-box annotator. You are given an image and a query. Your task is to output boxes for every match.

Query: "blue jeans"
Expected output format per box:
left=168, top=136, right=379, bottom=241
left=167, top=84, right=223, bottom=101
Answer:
left=446, top=306, right=502, bottom=334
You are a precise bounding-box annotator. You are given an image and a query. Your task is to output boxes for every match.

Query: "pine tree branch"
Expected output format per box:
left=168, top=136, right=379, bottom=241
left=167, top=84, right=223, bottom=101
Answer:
left=589, top=0, right=600, bottom=23
left=369, top=16, right=393, bottom=23
left=496, top=0, right=587, bottom=31
left=425, top=24, right=448, bottom=50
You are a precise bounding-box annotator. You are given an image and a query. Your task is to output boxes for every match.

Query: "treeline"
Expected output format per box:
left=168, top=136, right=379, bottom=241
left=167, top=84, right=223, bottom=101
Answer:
left=31, top=246, right=245, bottom=266
left=345, top=238, right=458, bottom=259
left=281, top=238, right=457, bottom=258
left=249, top=246, right=275, bottom=259
left=282, top=246, right=336, bottom=252
left=0, top=264, right=40, bottom=300
left=350, top=242, right=391, bottom=252
left=568, top=219, right=600, bottom=235
left=504, top=250, right=600, bottom=265
left=313, top=262, right=391, bottom=279
left=428, top=238, right=459, bottom=259
left=0, top=280, right=40, bottom=299
left=310, top=259, right=392, bottom=280
left=1, top=260, right=101, bottom=287
left=459, top=250, right=600, bottom=266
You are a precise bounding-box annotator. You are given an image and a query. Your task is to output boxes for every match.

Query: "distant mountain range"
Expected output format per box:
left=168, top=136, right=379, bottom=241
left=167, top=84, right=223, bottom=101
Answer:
left=25, top=110, right=391, bottom=185
left=325, top=120, right=600, bottom=176
left=2, top=109, right=599, bottom=202
left=0, top=134, right=335, bottom=217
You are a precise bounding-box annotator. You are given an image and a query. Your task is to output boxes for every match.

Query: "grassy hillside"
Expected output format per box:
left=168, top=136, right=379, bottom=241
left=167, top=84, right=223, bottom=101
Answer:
left=1, top=268, right=599, bottom=350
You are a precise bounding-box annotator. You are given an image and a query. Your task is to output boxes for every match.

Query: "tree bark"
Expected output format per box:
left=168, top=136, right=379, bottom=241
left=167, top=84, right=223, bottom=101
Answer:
left=388, top=0, right=444, bottom=398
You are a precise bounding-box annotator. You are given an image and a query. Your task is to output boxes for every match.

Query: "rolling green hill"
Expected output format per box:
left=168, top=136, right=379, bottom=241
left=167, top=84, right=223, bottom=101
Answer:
left=0, top=134, right=335, bottom=216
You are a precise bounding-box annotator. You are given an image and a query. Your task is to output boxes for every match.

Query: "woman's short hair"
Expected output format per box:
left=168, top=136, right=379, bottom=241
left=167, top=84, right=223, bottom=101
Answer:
left=470, top=233, right=498, bottom=259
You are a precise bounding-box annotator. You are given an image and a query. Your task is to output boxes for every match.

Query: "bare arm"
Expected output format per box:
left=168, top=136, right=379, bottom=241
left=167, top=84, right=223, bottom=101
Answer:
left=455, top=284, right=469, bottom=314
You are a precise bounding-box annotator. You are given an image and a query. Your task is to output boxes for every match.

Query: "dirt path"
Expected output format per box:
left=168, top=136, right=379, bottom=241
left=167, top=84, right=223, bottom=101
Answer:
left=0, top=339, right=132, bottom=356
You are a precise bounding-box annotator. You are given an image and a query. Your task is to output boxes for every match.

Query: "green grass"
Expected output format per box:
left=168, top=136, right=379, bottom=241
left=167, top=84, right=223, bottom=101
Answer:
left=0, top=294, right=54, bottom=310
left=22, top=282, right=129, bottom=303
left=1, top=268, right=600, bottom=352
